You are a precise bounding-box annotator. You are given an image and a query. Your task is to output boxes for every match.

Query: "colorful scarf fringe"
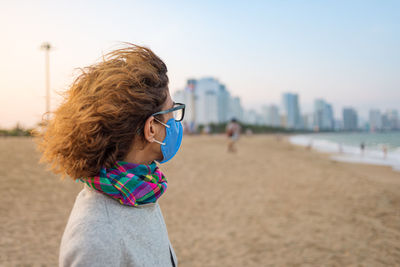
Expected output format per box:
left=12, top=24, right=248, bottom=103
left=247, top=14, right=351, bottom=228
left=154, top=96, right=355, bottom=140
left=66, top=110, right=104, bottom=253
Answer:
left=79, top=161, right=167, bottom=206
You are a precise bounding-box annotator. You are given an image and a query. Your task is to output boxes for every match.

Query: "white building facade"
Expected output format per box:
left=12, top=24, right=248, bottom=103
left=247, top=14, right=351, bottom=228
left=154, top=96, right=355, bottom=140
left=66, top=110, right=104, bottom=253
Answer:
left=369, top=109, right=382, bottom=132
left=262, top=105, right=280, bottom=127
left=314, top=99, right=334, bottom=131
left=173, top=77, right=244, bottom=127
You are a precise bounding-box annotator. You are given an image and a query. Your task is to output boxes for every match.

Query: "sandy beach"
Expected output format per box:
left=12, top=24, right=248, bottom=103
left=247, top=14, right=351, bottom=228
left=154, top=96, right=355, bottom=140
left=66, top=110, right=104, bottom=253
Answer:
left=1, top=134, right=400, bottom=266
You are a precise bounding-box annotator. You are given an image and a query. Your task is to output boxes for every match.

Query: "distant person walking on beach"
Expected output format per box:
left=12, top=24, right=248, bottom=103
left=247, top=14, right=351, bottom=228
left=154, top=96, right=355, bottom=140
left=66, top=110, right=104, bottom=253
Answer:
left=226, top=118, right=241, bottom=153
left=360, top=142, right=365, bottom=156
left=36, top=44, right=182, bottom=266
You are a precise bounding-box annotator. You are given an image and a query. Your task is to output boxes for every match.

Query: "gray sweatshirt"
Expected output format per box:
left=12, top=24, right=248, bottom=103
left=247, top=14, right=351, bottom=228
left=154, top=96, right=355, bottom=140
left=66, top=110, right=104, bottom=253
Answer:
left=59, top=185, right=178, bottom=267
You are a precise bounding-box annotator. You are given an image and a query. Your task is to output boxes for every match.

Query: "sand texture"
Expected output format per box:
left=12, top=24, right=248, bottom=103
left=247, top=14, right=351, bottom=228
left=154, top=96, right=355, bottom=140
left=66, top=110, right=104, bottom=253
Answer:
left=1, top=135, right=400, bottom=266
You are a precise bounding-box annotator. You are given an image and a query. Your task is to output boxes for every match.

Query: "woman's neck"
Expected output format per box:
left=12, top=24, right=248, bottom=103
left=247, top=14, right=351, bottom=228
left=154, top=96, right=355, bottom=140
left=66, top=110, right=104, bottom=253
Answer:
left=123, top=140, right=159, bottom=165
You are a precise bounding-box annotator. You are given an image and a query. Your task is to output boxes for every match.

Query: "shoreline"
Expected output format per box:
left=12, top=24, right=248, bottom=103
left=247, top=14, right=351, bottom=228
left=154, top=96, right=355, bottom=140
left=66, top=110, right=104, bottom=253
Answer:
left=289, top=134, right=400, bottom=172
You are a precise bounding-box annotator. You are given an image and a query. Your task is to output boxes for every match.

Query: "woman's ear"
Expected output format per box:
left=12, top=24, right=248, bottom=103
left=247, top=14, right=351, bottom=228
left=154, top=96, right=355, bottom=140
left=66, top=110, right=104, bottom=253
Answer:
left=143, top=116, right=157, bottom=143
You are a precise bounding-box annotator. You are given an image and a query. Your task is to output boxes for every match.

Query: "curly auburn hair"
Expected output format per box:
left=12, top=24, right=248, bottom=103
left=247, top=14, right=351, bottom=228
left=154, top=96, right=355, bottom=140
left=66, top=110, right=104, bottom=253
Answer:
left=35, top=44, right=168, bottom=179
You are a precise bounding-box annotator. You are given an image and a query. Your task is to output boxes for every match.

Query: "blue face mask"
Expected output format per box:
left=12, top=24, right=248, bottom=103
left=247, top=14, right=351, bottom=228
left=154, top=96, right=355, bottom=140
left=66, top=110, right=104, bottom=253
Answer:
left=153, top=118, right=183, bottom=164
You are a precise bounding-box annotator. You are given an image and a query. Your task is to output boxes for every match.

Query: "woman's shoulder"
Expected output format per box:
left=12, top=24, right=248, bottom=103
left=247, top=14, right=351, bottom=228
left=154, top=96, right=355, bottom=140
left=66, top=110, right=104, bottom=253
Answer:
left=60, top=186, right=170, bottom=266
left=65, top=186, right=112, bottom=227
left=59, top=210, right=124, bottom=266
left=61, top=187, right=121, bottom=246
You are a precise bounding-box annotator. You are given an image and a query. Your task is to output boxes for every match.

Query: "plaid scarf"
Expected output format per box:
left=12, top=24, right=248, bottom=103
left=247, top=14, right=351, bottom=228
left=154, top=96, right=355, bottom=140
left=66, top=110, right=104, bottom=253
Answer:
left=79, top=161, right=167, bottom=206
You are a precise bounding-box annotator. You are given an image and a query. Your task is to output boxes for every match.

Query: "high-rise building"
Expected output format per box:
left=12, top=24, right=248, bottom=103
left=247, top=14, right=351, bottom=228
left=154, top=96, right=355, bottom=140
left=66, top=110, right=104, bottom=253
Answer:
left=173, top=80, right=196, bottom=124
left=314, top=99, right=334, bottom=131
left=243, top=109, right=263, bottom=125
left=185, top=79, right=196, bottom=125
left=262, top=105, right=280, bottom=127
left=174, top=77, right=243, bottom=126
left=385, top=109, right=399, bottom=130
left=194, top=78, right=220, bottom=124
left=369, top=109, right=382, bottom=132
left=342, top=108, right=358, bottom=131
left=229, top=97, right=243, bottom=122
left=217, top=84, right=231, bottom=123
left=282, top=93, right=301, bottom=129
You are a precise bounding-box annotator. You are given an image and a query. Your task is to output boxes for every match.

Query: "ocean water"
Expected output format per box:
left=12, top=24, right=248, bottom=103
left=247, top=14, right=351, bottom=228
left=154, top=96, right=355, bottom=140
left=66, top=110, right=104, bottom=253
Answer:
left=290, top=132, right=400, bottom=172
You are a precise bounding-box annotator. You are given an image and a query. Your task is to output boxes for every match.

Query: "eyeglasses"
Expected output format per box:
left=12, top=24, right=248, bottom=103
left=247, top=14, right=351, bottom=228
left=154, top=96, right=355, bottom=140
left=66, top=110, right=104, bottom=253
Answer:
left=151, top=102, right=185, bottom=122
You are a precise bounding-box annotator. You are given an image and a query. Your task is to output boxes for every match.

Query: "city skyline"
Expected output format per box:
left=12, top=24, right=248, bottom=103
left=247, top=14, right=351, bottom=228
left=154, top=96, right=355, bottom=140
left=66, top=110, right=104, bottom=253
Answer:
left=1, top=1, right=399, bottom=128
left=174, top=77, right=399, bottom=132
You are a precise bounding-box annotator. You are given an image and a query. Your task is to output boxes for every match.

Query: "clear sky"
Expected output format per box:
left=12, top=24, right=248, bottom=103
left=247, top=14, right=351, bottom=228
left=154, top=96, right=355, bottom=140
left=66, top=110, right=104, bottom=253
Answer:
left=0, top=0, right=399, bottom=128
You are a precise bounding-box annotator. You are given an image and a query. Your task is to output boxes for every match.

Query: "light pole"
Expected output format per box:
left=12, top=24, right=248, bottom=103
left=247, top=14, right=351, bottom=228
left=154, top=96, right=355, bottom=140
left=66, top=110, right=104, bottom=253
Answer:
left=40, top=42, right=52, bottom=120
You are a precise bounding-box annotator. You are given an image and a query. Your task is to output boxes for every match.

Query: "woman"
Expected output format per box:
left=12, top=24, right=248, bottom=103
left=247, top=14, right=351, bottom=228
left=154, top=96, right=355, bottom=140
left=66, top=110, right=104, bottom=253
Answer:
left=36, top=44, right=184, bottom=266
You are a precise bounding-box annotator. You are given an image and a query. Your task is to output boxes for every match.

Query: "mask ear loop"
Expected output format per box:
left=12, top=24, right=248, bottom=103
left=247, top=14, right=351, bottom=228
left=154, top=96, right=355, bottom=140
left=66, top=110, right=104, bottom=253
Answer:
left=153, top=117, right=169, bottom=145
left=153, top=139, right=165, bottom=145
left=154, top=117, right=171, bottom=128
